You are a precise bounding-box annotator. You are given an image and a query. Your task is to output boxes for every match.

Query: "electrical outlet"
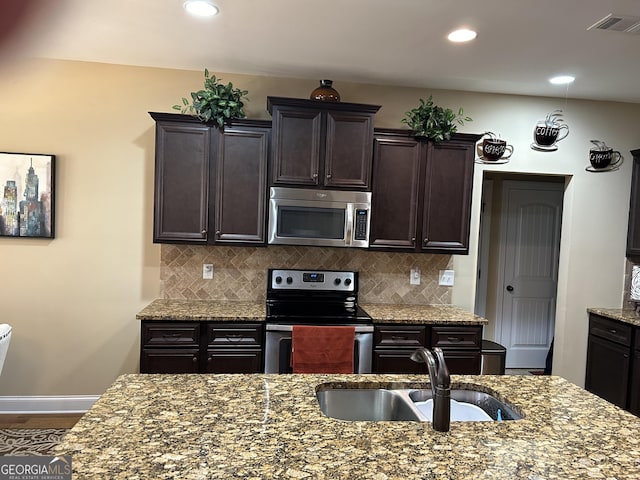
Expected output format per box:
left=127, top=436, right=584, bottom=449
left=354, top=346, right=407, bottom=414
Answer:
left=203, top=264, right=214, bottom=280
left=439, top=269, right=454, bottom=286
left=410, top=267, right=421, bottom=285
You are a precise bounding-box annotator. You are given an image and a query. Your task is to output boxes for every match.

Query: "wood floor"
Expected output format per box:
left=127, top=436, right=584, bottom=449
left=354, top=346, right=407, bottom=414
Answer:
left=0, top=414, right=83, bottom=429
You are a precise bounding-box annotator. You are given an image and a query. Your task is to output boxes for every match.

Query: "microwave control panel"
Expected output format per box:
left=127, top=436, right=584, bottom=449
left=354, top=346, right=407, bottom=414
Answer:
left=354, top=209, right=368, bottom=240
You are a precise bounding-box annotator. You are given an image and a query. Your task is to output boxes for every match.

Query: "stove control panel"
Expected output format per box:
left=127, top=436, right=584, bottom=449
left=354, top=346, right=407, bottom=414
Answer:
left=270, top=269, right=356, bottom=292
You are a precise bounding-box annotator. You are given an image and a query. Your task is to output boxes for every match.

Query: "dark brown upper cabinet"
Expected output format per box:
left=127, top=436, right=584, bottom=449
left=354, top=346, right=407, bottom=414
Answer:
left=626, top=149, right=640, bottom=257
left=369, top=129, right=480, bottom=254
left=267, top=97, right=380, bottom=189
left=151, top=112, right=270, bottom=245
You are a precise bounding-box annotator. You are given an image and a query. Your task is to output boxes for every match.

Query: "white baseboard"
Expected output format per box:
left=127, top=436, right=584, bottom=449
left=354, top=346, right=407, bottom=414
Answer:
left=0, top=395, right=99, bottom=414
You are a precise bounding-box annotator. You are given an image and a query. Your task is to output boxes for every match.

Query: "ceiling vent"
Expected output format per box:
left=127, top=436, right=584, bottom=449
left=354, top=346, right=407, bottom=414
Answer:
left=588, top=13, right=640, bottom=33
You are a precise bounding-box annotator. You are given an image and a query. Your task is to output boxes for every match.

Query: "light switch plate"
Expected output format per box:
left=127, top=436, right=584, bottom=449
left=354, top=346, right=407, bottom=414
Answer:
left=203, top=264, right=214, bottom=280
left=410, top=267, right=421, bottom=285
left=439, top=269, right=454, bottom=286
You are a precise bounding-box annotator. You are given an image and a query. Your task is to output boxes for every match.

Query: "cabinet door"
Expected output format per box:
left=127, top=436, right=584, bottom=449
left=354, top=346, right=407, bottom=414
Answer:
left=213, top=126, right=269, bottom=244
left=270, top=106, right=322, bottom=186
left=141, top=349, right=200, bottom=373
left=421, top=138, right=475, bottom=254
left=585, top=334, right=631, bottom=408
left=626, top=152, right=640, bottom=257
left=373, top=350, right=425, bottom=374
left=153, top=121, right=210, bottom=243
left=629, top=350, right=640, bottom=416
left=324, top=111, right=375, bottom=189
left=442, top=351, right=481, bottom=375
left=205, top=349, right=263, bottom=373
left=369, top=134, right=422, bottom=249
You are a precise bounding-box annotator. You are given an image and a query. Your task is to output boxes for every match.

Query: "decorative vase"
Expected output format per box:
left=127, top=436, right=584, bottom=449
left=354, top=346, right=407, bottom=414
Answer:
left=310, top=79, right=340, bottom=102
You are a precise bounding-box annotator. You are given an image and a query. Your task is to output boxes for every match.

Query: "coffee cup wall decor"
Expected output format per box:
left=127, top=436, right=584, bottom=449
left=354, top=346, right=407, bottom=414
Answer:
left=531, top=110, right=569, bottom=152
left=587, top=140, right=623, bottom=172
left=476, top=132, right=514, bottom=163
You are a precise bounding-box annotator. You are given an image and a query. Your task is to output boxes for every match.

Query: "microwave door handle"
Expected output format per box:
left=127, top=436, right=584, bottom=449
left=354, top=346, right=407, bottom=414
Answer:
left=345, top=204, right=354, bottom=246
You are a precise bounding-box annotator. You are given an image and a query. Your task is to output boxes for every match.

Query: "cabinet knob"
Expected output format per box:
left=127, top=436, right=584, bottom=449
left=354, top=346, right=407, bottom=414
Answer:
left=411, top=237, right=416, bottom=242
left=326, top=174, right=332, bottom=179
left=201, top=229, right=207, bottom=235
left=207, top=356, right=212, bottom=363
left=193, top=356, right=198, bottom=363
left=215, top=230, right=221, bottom=237
left=313, top=173, right=318, bottom=179
left=423, top=238, right=428, bottom=245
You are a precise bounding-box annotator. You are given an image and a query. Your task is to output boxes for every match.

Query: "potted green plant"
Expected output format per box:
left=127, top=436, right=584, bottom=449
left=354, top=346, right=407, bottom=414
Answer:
left=402, top=95, right=472, bottom=142
left=173, top=69, right=249, bottom=127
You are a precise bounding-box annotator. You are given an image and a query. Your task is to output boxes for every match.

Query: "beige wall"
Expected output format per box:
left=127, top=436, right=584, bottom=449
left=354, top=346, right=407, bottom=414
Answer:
left=0, top=58, right=638, bottom=396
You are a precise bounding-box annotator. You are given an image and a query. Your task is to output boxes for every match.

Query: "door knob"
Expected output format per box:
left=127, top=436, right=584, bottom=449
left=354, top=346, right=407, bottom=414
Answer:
left=506, top=285, right=514, bottom=292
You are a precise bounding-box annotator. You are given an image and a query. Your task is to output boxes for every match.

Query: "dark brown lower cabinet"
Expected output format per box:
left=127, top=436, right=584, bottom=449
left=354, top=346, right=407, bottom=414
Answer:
left=373, top=324, right=482, bottom=374
left=140, top=321, right=264, bottom=374
left=629, top=349, right=640, bottom=416
left=585, top=313, right=634, bottom=411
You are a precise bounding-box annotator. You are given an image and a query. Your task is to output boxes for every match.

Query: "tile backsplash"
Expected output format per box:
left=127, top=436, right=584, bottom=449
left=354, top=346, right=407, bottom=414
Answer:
left=161, top=245, right=453, bottom=305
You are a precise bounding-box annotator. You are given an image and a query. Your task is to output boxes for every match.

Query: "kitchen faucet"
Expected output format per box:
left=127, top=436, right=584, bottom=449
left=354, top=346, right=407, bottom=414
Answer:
left=410, top=347, right=451, bottom=432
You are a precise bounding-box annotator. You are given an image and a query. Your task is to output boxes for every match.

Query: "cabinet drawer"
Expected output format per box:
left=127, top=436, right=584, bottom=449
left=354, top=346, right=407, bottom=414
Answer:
left=374, top=325, right=427, bottom=348
left=431, top=326, right=482, bottom=350
left=140, top=348, right=200, bottom=373
left=589, top=315, right=632, bottom=347
left=142, top=322, right=200, bottom=347
left=206, top=324, right=263, bottom=348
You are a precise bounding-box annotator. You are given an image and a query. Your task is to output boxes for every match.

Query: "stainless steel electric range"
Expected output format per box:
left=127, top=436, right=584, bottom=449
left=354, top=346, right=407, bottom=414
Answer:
left=264, top=268, right=373, bottom=374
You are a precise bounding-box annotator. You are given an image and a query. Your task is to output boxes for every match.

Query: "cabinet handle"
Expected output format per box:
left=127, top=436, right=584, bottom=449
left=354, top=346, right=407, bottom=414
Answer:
left=207, top=356, right=212, bottom=363
left=162, top=333, right=182, bottom=339
left=411, top=237, right=416, bottom=242
left=201, top=229, right=207, bottom=235
left=447, top=336, right=462, bottom=343
left=215, top=230, right=221, bottom=237
left=193, top=356, right=199, bottom=363
left=391, top=336, right=407, bottom=341
left=423, top=238, right=428, bottom=245
left=225, top=334, right=243, bottom=339
left=610, top=329, right=617, bottom=334
left=313, top=173, right=318, bottom=179
left=624, top=354, right=630, bottom=358
left=326, top=174, right=332, bottom=179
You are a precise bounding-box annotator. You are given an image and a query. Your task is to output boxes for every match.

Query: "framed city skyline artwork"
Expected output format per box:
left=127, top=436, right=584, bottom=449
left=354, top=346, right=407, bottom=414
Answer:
left=0, top=152, right=56, bottom=238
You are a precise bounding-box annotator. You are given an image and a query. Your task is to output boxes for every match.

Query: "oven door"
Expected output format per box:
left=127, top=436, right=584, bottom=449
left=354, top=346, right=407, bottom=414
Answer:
left=264, top=324, right=373, bottom=374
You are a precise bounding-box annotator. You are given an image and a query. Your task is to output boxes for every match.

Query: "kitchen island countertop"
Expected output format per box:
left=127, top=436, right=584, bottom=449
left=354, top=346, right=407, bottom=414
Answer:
left=54, top=373, right=640, bottom=479
left=136, top=299, right=488, bottom=325
left=587, top=307, right=640, bottom=327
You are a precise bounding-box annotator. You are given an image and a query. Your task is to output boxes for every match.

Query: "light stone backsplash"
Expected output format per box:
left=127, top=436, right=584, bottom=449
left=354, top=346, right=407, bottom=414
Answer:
left=160, top=245, right=453, bottom=305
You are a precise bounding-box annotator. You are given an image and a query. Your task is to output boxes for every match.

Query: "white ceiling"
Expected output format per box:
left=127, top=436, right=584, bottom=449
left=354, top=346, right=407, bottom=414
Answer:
left=7, top=0, right=640, bottom=104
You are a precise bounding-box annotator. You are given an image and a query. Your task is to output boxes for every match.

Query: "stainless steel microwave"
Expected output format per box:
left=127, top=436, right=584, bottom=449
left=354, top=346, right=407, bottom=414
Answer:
left=268, top=187, right=371, bottom=248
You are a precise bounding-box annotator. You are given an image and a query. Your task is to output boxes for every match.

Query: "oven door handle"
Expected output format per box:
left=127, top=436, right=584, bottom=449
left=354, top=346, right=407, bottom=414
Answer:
left=265, top=323, right=373, bottom=333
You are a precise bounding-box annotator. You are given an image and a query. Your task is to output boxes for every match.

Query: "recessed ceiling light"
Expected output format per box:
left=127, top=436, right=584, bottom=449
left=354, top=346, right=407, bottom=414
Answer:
left=549, top=75, right=575, bottom=85
left=184, top=0, right=219, bottom=17
left=447, top=29, right=477, bottom=43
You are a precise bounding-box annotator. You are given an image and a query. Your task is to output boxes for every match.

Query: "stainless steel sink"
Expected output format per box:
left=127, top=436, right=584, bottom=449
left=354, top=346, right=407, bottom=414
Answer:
left=409, top=389, right=523, bottom=421
left=316, top=388, right=422, bottom=421
left=316, top=383, right=523, bottom=422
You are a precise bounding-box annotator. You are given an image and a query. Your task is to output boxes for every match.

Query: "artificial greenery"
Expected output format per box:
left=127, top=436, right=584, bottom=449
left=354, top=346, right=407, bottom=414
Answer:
left=402, top=95, right=472, bottom=142
left=173, top=69, right=248, bottom=127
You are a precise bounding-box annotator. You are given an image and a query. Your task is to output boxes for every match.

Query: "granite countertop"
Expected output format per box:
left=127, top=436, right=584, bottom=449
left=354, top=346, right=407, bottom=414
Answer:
left=362, top=303, right=488, bottom=325
left=54, top=373, right=640, bottom=479
left=137, top=299, right=487, bottom=325
left=136, top=299, right=266, bottom=321
left=587, top=307, right=640, bottom=327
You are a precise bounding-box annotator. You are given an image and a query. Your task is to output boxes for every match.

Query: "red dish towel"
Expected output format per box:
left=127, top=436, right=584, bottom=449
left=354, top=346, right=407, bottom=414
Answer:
left=291, top=326, right=355, bottom=374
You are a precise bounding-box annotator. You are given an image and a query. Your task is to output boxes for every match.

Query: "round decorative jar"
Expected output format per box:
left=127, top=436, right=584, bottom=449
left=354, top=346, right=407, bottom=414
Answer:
left=310, top=79, right=340, bottom=102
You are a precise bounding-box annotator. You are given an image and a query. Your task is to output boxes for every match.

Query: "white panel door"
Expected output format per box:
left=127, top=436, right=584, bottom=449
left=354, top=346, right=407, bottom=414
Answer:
left=497, top=181, right=563, bottom=368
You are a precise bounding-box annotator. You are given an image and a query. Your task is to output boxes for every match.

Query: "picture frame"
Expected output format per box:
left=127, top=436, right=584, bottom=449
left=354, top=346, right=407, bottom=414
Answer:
left=0, top=152, right=56, bottom=238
